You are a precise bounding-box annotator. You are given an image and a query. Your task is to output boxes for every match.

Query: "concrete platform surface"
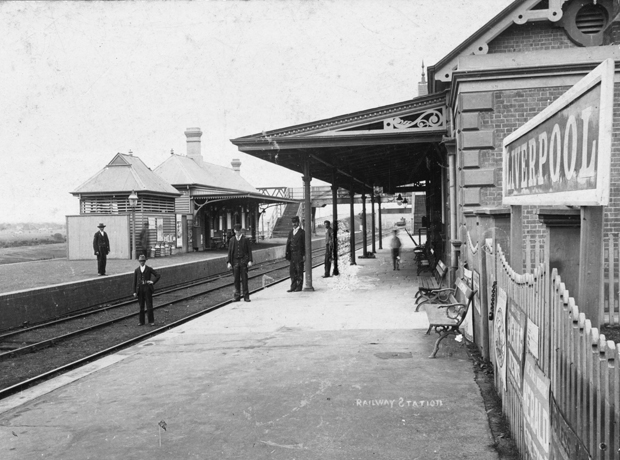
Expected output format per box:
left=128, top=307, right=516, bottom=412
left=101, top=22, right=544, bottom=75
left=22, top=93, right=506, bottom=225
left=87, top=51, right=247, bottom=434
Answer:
left=0, top=241, right=285, bottom=294
left=0, top=234, right=498, bottom=460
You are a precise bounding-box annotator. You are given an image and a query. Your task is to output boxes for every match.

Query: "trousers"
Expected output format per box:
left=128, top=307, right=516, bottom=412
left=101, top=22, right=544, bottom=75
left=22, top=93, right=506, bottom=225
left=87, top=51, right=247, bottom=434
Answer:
left=232, top=260, right=250, bottom=299
left=97, top=253, right=107, bottom=275
left=289, top=253, right=304, bottom=291
left=137, top=285, right=154, bottom=324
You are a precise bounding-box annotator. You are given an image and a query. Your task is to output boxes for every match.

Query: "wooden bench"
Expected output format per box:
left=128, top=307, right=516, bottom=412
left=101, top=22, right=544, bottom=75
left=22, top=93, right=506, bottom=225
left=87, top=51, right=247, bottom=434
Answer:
left=414, top=259, right=448, bottom=309
left=419, top=278, right=476, bottom=358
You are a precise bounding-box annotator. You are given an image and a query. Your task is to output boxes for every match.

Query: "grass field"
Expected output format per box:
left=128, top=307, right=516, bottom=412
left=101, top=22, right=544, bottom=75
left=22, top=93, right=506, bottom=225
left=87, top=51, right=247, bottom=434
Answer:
left=0, top=228, right=67, bottom=265
left=0, top=242, right=67, bottom=264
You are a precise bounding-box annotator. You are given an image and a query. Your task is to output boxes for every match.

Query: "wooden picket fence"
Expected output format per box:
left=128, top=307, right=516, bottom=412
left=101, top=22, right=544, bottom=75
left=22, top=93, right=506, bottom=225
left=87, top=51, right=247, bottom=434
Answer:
left=494, top=243, right=620, bottom=459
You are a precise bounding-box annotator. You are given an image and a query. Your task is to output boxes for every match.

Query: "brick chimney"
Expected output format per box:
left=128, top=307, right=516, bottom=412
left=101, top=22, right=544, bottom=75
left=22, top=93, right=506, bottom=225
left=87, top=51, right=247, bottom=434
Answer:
left=231, top=158, right=241, bottom=174
left=185, top=127, right=203, bottom=165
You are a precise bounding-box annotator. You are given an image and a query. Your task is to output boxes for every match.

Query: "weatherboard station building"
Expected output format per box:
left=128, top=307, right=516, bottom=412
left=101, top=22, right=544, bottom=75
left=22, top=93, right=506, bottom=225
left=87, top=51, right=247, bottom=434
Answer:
left=69, top=127, right=294, bottom=259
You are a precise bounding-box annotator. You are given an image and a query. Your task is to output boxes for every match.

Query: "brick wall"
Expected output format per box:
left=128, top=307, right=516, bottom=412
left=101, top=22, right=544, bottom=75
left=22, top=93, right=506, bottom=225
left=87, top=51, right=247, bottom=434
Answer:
left=605, top=82, right=620, bottom=233
left=488, top=22, right=575, bottom=53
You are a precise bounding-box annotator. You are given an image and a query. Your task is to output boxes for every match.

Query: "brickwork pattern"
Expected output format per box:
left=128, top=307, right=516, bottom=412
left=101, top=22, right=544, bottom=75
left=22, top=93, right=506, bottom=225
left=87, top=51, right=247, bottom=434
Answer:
left=606, top=82, right=620, bottom=234
left=488, top=22, right=575, bottom=53
left=480, top=87, right=568, bottom=271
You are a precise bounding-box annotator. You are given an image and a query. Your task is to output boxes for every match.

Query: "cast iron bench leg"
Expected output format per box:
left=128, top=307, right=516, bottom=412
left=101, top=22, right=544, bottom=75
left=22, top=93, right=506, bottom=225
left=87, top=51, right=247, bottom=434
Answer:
left=429, top=330, right=453, bottom=358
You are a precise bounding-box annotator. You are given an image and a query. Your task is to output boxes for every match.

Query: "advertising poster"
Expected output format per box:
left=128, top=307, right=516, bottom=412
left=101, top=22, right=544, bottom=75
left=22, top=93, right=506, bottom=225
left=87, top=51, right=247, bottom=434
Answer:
left=527, top=317, right=540, bottom=360
left=507, top=300, right=526, bottom=391
left=459, top=268, right=474, bottom=341
left=494, top=287, right=508, bottom=393
left=523, top=354, right=551, bottom=460
left=473, top=270, right=481, bottom=314
left=156, top=218, right=164, bottom=242
left=549, top=396, right=590, bottom=460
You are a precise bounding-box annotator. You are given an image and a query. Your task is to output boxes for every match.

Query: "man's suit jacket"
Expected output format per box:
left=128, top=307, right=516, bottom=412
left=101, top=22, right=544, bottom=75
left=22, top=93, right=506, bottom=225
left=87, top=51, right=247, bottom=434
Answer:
left=133, top=265, right=161, bottom=294
left=227, top=235, right=253, bottom=265
left=93, top=231, right=110, bottom=255
left=285, top=228, right=305, bottom=260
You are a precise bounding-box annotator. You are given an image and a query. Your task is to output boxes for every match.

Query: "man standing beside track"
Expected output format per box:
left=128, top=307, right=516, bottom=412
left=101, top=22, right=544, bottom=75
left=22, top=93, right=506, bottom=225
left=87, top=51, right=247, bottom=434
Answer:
left=93, top=222, right=110, bottom=276
left=322, top=220, right=333, bottom=278
left=133, top=254, right=161, bottom=326
left=227, top=223, right=253, bottom=302
left=285, top=215, right=305, bottom=292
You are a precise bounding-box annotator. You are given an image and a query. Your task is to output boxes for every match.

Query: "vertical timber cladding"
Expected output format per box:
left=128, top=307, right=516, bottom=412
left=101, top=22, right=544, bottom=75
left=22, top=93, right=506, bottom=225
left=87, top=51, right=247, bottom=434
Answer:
left=502, top=59, right=614, bottom=206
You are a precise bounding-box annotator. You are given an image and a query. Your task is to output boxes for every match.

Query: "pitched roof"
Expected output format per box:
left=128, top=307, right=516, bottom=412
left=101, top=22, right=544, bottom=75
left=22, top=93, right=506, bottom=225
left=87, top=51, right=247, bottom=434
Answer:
left=71, top=153, right=180, bottom=196
left=153, top=154, right=259, bottom=194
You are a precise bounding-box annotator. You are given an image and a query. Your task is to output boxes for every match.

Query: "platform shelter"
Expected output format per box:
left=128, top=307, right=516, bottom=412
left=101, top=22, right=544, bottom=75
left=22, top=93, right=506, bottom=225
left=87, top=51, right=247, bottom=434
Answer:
left=69, top=153, right=181, bottom=260
left=154, top=128, right=298, bottom=252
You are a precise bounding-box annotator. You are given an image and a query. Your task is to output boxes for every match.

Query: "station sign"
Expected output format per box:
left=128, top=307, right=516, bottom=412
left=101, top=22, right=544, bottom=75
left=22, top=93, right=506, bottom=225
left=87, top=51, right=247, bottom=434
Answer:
left=503, top=59, right=614, bottom=206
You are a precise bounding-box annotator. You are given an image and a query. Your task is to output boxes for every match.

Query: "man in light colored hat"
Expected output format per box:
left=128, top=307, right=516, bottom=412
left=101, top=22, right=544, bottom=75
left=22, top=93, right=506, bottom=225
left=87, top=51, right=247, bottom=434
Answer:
left=133, top=254, right=161, bottom=326
left=93, top=223, right=110, bottom=276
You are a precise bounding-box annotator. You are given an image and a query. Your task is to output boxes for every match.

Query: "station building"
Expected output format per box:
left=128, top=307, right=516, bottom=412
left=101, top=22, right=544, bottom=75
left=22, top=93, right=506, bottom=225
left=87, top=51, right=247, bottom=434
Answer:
left=69, top=128, right=295, bottom=260
left=68, top=152, right=181, bottom=260
left=231, top=2, right=620, bottom=456
left=232, top=0, right=620, bottom=323
left=154, top=128, right=295, bottom=252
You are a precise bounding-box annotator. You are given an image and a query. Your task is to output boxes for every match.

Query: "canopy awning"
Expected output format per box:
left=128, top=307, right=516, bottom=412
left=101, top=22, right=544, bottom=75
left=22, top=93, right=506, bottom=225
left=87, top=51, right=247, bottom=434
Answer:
left=192, top=188, right=299, bottom=204
left=231, top=91, right=449, bottom=194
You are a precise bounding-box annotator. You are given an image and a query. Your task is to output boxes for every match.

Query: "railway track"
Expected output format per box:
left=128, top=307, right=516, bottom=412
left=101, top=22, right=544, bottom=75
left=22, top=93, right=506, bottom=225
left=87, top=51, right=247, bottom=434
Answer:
left=0, top=234, right=382, bottom=399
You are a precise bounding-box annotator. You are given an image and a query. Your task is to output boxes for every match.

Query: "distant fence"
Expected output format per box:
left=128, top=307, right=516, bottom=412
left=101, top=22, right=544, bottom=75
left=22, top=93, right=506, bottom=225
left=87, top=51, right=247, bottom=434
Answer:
left=465, top=228, right=619, bottom=459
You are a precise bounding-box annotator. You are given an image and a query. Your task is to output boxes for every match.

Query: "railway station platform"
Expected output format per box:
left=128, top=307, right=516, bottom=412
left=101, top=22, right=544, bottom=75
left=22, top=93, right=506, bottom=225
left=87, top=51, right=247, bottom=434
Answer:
left=0, top=239, right=289, bottom=294
left=0, top=234, right=499, bottom=460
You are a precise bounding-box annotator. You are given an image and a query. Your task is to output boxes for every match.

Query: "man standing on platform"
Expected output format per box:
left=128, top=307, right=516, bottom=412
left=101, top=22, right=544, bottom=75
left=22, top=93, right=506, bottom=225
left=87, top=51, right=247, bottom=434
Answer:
left=322, top=220, right=333, bottom=278
left=227, top=223, right=253, bottom=302
left=285, top=216, right=305, bottom=292
left=93, top=223, right=110, bottom=276
left=133, top=254, right=161, bottom=326
left=139, top=222, right=150, bottom=259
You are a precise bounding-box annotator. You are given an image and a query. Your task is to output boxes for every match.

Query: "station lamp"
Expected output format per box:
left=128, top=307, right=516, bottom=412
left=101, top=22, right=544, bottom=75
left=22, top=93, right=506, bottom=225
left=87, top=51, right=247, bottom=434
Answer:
left=128, top=190, right=138, bottom=260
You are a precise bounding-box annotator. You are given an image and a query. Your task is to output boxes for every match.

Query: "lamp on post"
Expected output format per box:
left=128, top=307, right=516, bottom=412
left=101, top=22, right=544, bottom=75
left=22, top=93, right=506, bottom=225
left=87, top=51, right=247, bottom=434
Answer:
left=396, top=193, right=403, bottom=206
left=128, top=190, right=138, bottom=260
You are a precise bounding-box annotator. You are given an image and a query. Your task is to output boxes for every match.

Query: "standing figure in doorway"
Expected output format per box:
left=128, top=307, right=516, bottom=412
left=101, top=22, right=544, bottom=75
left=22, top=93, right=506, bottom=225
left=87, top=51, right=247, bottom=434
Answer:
left=285, top=216, right=305, bottom=292
left=390, top=229, right=402, bottom=271
left=226, top=223, right=253, bottom=302
left=139, top=222, right=150, bottom=260
left=133, top=255, right=161, bottom=326
left=93, top=223, right=110, bottom=276
left=322, top=220, right=333, bottom=278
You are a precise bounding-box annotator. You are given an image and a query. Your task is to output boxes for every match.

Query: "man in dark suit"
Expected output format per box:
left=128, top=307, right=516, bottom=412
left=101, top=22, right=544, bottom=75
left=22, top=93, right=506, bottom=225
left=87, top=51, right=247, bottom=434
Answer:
left=322, top=220, right=333, bottom=278
left=226, top=223, right=253, bottom=302
left=139, top=222, right=150, bottom=259
left=93, top=223, right=110, bottom=276
left=133, top=254, right=161, bottom=326
left=285, top=216, right=305, bottom=292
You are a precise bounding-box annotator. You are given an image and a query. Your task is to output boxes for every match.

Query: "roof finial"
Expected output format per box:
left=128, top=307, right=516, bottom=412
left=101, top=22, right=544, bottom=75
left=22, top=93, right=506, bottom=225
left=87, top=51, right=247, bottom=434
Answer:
left=417, top=60, right=428, bottom=97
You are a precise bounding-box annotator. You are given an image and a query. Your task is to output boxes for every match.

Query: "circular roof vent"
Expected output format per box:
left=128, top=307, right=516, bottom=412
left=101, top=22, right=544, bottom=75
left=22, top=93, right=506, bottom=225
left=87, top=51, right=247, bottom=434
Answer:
left=575, top=4, right=608, bottom=35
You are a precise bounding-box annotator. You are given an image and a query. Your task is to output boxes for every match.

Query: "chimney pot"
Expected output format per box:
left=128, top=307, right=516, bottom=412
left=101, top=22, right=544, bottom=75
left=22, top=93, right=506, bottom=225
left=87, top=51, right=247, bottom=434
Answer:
left=231, top=158, right=242, bottom=174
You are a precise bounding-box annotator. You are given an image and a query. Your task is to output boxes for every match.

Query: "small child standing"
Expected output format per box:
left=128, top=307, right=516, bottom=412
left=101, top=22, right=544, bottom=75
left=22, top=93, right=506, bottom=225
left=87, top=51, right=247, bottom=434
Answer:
left=390, top=229, right=402, bottom=270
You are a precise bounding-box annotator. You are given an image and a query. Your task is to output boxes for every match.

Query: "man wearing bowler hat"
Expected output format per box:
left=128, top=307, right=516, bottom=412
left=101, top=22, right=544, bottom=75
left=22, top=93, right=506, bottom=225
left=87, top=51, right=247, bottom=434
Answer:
left=227, top=223, right=253, bottom=302
left=93, top=223, right=110, bottom=276
left=133, top=254, right=161, bottom=326
left=285, top=215, right=305, bottom=292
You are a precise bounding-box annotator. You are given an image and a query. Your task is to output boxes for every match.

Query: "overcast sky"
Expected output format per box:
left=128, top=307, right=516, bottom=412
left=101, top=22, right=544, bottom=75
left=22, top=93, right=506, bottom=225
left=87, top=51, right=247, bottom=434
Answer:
left=0, top=0, right=513, bottom=224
